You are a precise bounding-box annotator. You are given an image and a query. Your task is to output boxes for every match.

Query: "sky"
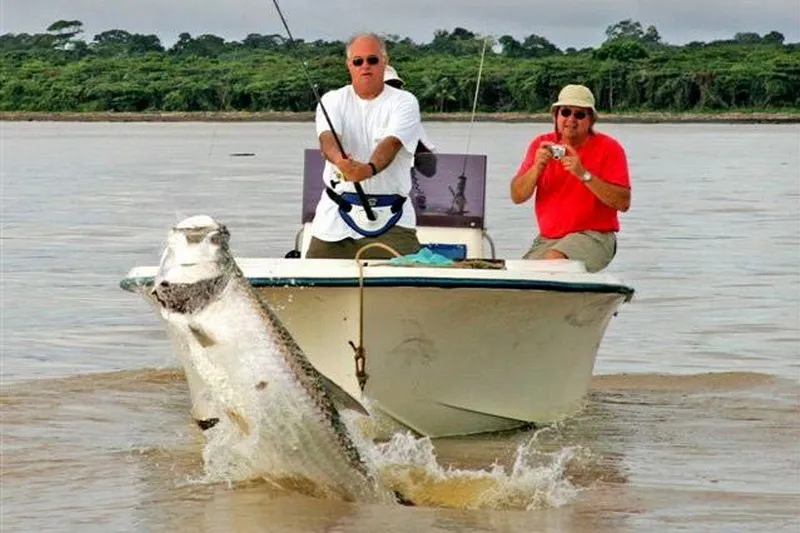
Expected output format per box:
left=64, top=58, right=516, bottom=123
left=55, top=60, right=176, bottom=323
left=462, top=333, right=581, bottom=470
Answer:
left=2, top=0, right=798, bottom=49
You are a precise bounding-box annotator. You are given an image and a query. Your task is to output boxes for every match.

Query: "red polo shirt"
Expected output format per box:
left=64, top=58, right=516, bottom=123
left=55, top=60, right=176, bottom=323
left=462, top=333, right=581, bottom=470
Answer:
left=515, top=131, right=630, bottom=239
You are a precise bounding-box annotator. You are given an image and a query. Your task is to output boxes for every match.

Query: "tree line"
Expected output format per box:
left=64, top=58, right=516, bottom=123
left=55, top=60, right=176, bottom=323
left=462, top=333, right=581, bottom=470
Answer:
left=1, top=19, right=798, bottom=114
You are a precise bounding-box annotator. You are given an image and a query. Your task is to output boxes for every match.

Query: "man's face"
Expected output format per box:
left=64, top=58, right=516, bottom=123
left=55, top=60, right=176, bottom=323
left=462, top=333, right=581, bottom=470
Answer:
left=556, top=106, right=593, bottom=140
left=346, top=36, right=386, bottom=93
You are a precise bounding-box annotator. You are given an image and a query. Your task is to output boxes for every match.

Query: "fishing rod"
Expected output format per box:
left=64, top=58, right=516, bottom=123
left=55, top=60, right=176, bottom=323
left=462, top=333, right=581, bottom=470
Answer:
left=270, top=0, right=375, bottom=221
left=460, top=35, right=491, bottom=178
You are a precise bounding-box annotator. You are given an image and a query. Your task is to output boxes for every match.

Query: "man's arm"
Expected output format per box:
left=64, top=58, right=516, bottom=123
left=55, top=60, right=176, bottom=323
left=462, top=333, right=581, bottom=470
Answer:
left=369, top=136, right=404, bottom=173
left=334, top=136, right=403, bottom=183
left=561, top=143, right=631, bottom=212
left=583, top=178, right=631, bottom=212
left=315, top=91, right=346, bottom=167
left=510, top=141, right=553, bottom=204
left=510, top=161, right=545, bottom=204
left=319, top=130, right=346, bottom=167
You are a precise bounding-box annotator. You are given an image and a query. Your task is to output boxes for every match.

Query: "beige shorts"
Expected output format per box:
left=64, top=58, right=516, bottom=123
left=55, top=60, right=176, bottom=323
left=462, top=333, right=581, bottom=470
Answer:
left=523, top=230, right=617, bottom=272
left=306, top=226, right=421, bottom=259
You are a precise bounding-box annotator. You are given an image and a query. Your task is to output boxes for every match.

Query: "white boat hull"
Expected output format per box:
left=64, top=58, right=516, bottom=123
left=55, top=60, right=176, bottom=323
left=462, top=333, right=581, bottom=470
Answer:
left=123, top=258, right=632, bottom=437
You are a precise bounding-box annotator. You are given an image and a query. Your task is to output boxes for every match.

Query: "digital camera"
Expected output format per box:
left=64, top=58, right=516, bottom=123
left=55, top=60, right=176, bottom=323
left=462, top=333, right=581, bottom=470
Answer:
left=549, top=144, right=567, bottom=160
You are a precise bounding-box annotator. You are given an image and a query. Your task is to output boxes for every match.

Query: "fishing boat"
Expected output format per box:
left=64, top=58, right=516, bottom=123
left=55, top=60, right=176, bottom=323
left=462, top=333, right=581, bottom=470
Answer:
left=120, top=149, right=634, bottom=438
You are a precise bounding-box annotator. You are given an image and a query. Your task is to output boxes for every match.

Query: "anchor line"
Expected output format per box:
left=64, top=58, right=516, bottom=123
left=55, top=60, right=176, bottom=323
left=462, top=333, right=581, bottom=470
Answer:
left=269, top=0, right=375, bottom=221
left=349, top=242, right=403, bottom=391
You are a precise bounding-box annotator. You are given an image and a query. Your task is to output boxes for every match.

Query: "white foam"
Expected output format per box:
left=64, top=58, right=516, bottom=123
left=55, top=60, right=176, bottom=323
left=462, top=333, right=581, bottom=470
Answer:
left=371, top=431, right=581, bottom=510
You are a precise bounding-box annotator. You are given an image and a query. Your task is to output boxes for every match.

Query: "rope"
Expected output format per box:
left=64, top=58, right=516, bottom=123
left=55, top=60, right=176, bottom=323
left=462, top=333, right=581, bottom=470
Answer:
left=348, top=243, right=403, bottom=391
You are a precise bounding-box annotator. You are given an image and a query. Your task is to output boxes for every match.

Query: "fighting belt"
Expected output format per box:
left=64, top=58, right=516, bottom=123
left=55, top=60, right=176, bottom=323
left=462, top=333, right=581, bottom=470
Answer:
left=326, top=188, right=406, bottom=238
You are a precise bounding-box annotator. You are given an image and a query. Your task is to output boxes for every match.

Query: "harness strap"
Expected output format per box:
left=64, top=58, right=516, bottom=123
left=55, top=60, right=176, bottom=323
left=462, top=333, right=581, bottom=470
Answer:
left=326, top=188, right=406, bottom=212
left=326, top=188, right=407, bottom=238
left=340, top=191, right=406, bottom=213
left=326, top=187, right=351, bottom=212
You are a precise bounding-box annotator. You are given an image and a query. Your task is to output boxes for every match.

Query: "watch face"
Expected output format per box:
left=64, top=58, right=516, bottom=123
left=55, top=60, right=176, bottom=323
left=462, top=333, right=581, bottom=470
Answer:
left=582, top=171, right=592, bottom=182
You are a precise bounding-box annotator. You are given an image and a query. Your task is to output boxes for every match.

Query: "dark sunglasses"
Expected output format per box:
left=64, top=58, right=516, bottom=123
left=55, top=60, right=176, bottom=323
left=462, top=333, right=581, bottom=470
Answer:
left=351, top=55, right=380, bottom=67
left=559, top=108, right=589, bottom=120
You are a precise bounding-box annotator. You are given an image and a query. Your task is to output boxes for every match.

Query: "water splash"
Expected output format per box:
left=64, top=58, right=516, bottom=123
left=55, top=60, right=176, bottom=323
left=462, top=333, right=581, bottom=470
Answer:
left=373, top=431, right=581, bottom=510
left=196, top=411, right=583, bottom=510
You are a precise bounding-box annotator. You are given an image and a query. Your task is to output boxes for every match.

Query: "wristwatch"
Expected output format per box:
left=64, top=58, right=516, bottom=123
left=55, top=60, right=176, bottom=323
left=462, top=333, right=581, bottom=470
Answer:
left=581, top=171, right=593, bottom=183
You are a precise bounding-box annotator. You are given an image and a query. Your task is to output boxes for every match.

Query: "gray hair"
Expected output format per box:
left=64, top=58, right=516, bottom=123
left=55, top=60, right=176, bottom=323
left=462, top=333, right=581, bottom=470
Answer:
left=345, top=33, right=387, bottom=58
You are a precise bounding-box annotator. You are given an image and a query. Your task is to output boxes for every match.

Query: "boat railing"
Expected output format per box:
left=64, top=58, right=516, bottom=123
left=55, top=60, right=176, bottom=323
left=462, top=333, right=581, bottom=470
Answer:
left=294, top=149, right=492, bottom=259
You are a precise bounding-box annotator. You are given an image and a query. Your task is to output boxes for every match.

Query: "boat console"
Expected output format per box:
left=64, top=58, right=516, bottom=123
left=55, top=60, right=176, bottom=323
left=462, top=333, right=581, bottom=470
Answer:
left=294, top=149, right=493, bottom=259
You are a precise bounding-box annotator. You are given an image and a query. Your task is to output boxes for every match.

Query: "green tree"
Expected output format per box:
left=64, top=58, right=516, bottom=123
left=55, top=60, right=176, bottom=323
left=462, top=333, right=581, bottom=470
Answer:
left=521, top=34, right=561, bottom=58
left=594, top=39, right=649, bottom=61
left=762, top=31, right=785, bottom=45
left=2, top=24, right=798, bottom=114
left=604, top=19, right=644, bottom=42
left=46, top=20, right=84, bottom=50
left=498, top=35, right=525, bottom=58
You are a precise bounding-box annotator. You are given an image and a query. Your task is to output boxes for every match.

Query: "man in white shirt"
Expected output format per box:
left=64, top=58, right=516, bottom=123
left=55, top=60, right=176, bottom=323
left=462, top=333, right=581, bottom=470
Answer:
left=306, top=33, right=423, bottom=259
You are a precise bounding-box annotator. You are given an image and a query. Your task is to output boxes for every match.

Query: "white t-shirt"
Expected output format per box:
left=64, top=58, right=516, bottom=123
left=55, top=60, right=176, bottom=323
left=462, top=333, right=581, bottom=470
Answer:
left=312, top=84, right=422, bottom=241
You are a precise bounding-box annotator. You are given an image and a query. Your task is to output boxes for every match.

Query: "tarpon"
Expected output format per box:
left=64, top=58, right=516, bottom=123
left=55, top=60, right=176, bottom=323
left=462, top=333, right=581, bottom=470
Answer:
left=151, top=214, right=387, bottom=502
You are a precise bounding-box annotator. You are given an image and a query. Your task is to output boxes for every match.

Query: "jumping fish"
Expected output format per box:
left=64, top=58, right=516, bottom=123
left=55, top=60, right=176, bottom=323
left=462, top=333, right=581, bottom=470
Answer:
left=151, top=215, right=388, bottom=502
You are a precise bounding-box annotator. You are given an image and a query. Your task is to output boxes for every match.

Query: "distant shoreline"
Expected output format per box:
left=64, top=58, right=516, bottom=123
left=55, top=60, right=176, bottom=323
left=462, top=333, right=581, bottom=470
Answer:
left=2, top=110, right=799, bottom=124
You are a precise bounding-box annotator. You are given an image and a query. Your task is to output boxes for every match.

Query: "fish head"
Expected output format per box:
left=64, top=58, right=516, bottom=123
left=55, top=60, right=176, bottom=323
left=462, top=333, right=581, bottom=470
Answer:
left=153, top=215, right=233, bottom=314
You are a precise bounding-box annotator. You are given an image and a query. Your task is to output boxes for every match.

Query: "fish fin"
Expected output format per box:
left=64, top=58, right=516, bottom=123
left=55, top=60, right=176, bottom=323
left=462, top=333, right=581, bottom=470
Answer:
left=318, top=374, right=370, bottom=416
left=188, top=325, right=216, bottom=347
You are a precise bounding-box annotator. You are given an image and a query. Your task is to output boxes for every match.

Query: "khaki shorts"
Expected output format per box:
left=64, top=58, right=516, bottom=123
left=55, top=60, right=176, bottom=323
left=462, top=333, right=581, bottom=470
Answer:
left=306, top=226, right=421, bottom=260
left=523, top=230, right=617, bottom=272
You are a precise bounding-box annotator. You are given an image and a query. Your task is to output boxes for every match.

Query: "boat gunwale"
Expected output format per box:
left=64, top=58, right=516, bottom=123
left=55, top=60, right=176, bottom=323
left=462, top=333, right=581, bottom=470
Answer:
left=120, top=275, right=635, bottom=300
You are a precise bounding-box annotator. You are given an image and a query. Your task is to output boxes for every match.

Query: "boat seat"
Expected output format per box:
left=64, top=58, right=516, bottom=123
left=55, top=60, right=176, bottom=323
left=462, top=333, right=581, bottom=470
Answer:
left=297, top=149, right=490, bottom=258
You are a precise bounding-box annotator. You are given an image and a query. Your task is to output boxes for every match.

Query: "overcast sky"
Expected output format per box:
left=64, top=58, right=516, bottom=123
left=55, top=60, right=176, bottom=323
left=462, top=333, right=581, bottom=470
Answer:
left=2, top=0, right=798, bottom=49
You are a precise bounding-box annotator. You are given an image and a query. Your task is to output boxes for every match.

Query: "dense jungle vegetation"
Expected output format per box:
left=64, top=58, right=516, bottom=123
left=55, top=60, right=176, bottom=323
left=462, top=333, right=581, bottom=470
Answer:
left=1, top=19, right=798, bottom=114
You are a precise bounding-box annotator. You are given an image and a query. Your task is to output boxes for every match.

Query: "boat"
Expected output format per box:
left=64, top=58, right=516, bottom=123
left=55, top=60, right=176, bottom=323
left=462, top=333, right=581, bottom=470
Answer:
left=120, top=149, right=635, bottom=438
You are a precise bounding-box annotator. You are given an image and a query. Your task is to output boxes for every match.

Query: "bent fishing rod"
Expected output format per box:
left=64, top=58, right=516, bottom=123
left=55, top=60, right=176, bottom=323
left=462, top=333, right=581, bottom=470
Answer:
left=270, top=0, right=375, bottom=221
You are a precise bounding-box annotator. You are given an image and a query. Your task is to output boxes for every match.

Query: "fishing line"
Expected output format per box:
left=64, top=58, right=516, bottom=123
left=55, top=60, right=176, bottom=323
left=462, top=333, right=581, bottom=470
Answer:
left=460, top=35, right=491, bottom=177
left=269, top=0, right=375, bottom=220
left=447, top=36, right=491, bottom=217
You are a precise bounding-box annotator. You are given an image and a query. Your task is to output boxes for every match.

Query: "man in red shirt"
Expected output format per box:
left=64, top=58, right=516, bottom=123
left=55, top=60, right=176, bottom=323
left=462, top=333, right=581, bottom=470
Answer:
left=510, top=84, right=631, bottom=272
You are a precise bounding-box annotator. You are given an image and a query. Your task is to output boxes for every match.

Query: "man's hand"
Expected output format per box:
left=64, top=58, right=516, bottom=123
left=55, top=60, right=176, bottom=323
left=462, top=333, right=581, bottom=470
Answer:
left=336, top=157, right=373, bottom=183
left=535, top=142, right=556, bottom=170
left=560, top=144, right=586, bottom=178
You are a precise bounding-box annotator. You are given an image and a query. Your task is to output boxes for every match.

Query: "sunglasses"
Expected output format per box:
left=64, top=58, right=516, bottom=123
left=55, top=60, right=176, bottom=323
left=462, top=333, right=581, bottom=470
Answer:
left=351, top=55, right=380, bottom=67
left=559, top=108, right=589, bottom=120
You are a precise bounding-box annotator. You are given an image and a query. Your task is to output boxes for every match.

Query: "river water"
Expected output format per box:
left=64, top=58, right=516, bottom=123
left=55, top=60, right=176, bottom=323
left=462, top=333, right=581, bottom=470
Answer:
left=1, top=121, right=798, bottom=532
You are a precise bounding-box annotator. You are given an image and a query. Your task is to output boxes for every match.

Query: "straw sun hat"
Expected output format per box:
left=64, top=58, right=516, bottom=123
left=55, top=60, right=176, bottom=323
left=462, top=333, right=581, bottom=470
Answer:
left=551, top=84, right=596, bottom=113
